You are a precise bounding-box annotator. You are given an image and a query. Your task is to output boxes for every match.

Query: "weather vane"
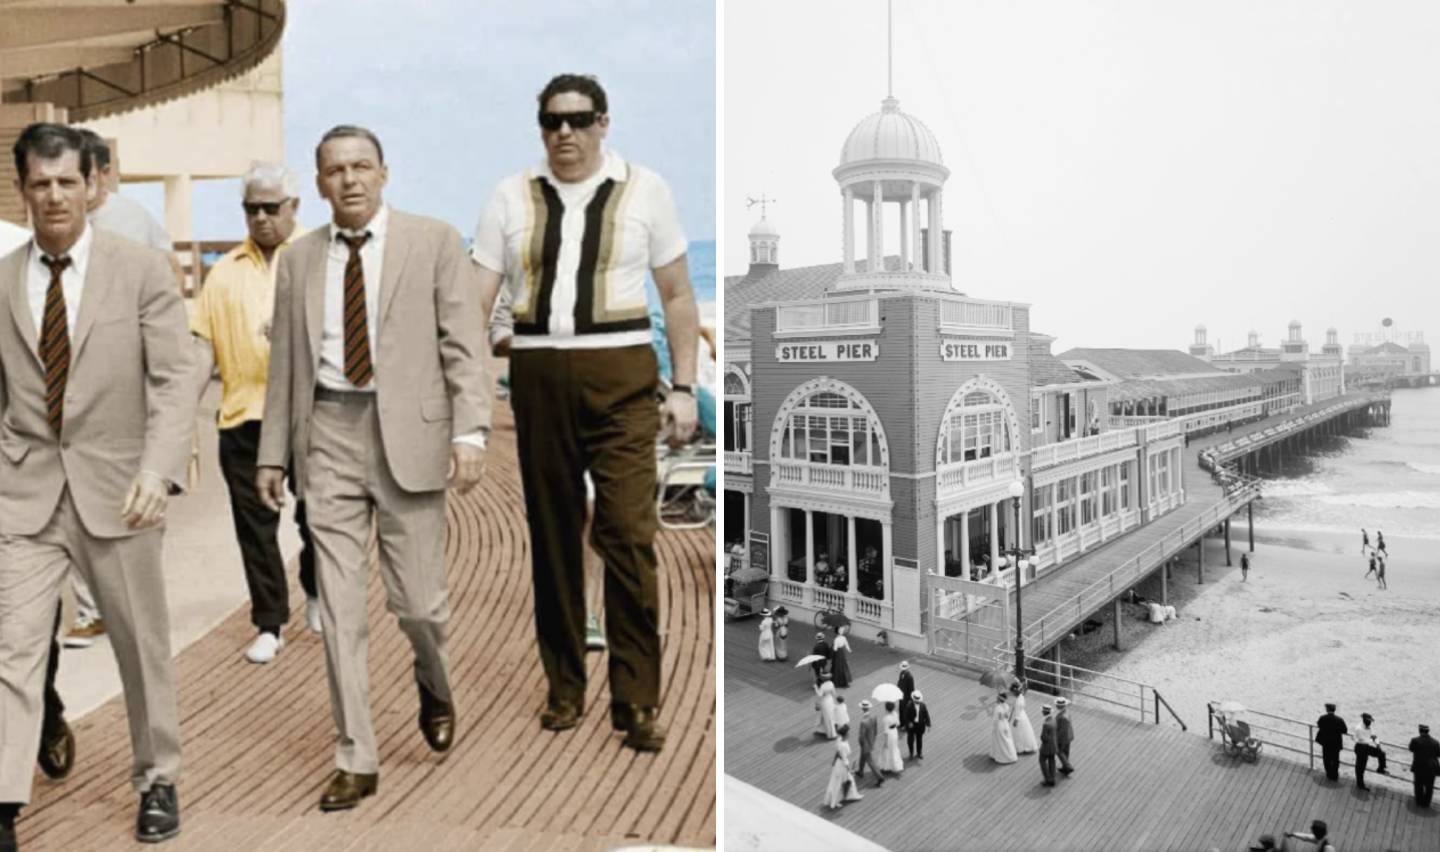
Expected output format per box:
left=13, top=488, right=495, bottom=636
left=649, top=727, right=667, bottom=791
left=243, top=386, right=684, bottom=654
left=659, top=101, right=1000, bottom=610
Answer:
left=746, top=193, right=776, bottom=219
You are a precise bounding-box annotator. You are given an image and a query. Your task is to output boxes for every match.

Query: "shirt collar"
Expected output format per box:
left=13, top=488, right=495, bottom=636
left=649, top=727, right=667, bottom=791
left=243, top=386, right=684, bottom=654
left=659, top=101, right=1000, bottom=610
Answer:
left=29, top=222, right=94, bottom=281
left=239, top=225, right=303, bottom=267
left=532, top=149, right=628, bottom=186
left=330, top=203, right=389, bottom=245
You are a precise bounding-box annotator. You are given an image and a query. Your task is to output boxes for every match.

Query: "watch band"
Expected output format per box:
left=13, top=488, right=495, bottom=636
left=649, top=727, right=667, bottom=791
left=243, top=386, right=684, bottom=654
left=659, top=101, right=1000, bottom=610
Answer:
left=671, top=383, right=694, bottom=396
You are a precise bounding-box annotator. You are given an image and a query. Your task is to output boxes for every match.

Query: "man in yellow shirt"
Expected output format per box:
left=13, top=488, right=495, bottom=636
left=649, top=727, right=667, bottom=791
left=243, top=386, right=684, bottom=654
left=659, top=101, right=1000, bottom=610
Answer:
left=190, top=163, right=317, bottom=664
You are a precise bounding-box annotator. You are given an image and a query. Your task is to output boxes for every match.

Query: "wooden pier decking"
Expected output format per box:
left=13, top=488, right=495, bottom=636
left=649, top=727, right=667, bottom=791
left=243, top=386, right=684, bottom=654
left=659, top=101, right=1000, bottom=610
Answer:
left=19, top=406, right=716, bottom=852
left=724, top=617, right=1439, bottom=852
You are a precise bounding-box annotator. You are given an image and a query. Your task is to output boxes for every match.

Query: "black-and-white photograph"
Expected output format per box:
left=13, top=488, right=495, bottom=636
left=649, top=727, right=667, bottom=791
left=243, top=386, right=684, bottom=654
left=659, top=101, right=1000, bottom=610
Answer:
left=721, top=2, right=1440, bottom=849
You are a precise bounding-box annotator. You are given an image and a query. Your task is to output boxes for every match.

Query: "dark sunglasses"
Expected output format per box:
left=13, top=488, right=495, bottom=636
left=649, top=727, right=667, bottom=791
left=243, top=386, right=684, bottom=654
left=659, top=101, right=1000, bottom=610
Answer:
left=538, top=110, right=600, bottom=132
left=242, top=199, right=292, bottom=216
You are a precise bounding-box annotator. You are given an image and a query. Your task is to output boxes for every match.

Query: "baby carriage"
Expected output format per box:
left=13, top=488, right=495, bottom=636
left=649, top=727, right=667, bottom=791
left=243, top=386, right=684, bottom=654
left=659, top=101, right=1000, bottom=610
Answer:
left=1215, top=702, right=1263, bottom=762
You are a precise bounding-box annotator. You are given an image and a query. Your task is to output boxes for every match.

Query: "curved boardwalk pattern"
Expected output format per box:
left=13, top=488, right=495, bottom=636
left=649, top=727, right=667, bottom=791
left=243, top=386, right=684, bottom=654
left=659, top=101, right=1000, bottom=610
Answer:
left=22, top=406, right=716, bottom=851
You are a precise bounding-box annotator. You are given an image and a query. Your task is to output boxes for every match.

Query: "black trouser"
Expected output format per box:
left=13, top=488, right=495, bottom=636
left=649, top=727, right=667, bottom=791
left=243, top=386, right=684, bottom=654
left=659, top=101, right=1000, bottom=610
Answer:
left=218, top=420, right=316, bottom=629
left=1322, top=746, right=1342, bottom=781
left=907, top=727, right=924, bottom=758
left=1416, top=772, right=1435, bottom=807
left=854, top=743, right=881, bottom=780
left=42, top=603, right=64, bottom=731
left=511, top=346, right=662, bottom=707
left=1040, top=752, right=1056, bottom=784
left=1355, top=743, right=1387, bottom=787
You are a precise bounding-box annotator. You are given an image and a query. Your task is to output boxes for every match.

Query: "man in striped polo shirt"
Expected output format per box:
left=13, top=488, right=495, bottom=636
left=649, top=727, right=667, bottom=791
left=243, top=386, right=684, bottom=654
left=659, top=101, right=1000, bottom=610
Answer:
left=471, top=73, right=699, bottom=752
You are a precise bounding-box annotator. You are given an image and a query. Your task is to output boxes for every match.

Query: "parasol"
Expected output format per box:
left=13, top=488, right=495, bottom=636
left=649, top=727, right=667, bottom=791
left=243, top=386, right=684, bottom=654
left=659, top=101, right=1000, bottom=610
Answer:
left=871, top=683, right=904, bottom=704
left=980, top=667, right=1018, bottom=691
left=794, top=654, right=826, bottom=668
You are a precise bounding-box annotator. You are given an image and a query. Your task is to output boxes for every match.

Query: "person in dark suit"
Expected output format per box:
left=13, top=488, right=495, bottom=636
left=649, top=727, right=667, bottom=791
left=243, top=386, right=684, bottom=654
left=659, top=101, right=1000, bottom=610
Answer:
left=897, top=660, right=916, bottom=723
left=853, top=700, right=883, bottom=787
left=1315, top=702, right=1348, bottom=782
left=1056, top=697, right=1075, bottom=775
left=1409, top=723, right=1440, bottom=807
left=1038, top=705, right=1057, bottom=786
left=810, top=632, right=832, bottom=686
left=906, top=691, right=932, bottom=760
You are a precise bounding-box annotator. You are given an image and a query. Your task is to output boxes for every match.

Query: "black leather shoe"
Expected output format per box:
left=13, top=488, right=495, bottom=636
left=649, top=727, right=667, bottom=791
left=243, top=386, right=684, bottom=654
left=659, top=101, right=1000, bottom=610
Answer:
left=617, top=704, right=666, bottom=752
left=135, top=783, right=180, bottom=843
left=1, top=818, right=17, bottom=852
left=540, top=698, right=582, bottom=731
left=37, top=717, right=74, bottom=780
left=418, top=682, right=455, bottom=753
left=318, top=770, right=378, bottom=812
left=610, top=701, right=635, bottom=732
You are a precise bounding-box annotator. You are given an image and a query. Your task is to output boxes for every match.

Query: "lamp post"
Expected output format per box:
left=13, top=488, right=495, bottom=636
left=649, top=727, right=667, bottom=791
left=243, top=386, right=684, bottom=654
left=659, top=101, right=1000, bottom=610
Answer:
left=1007, top=478, right=1036, bottom=681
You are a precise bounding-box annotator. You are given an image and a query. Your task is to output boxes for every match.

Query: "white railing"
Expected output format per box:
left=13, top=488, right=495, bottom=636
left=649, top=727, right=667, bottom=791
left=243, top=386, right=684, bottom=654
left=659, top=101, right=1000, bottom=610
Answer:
left=723, top=451, right=752, bottom=475
left=1108, top=415, right=1166, bottom=428
left=1175, top=401, right=1264, bottom=433
left=772, top=460, right=889, bottom=496
left=936, top=452, right=1019, bottom=493
left=1142, top=420, right=1184, bottom=442
left=938, top=298, right=1014, bottom=332
left=813, top=586, right=847, bottom=613
left=853, top=595, right=892, bottom=626
left=1030, top=509, right=1141, bottom=572
left=772, top=578, right=806, bottom=605
left=774, top=297, right=878, bottom=333
left=1029, top=429, right=1138, bottom=470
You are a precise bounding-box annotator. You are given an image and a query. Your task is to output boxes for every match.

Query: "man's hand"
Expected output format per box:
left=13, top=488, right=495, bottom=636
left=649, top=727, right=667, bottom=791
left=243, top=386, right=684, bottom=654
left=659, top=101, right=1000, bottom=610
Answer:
left=662, top=391, right=699, bottom=448
left=256, top=466, right=287, bottom=512
left=448, top=443, right=487, bottom=494
left=121, top=471, right=170, bottom=529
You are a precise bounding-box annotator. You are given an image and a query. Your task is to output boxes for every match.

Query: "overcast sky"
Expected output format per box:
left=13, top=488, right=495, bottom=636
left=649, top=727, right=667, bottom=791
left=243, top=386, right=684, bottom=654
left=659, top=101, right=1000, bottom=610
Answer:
left=170, top=0, right=714, bottom=243
left=724, top=0, right=1440, bottom=354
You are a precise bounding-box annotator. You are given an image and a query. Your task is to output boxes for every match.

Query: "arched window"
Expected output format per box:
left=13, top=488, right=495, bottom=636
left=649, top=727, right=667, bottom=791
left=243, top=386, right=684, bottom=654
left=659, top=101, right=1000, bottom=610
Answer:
left=770, top=378, right=889, bottom=470
left=724, top=365, right=752, bottom=455
left=935, top=379, right=1020, bottom=466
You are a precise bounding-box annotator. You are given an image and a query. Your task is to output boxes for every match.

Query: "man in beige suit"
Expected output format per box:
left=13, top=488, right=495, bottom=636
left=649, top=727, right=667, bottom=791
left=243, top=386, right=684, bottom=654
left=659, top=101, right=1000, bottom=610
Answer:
left=256, top=125, right=490, bottom=812
left=0, top=123, right=192, bottom=849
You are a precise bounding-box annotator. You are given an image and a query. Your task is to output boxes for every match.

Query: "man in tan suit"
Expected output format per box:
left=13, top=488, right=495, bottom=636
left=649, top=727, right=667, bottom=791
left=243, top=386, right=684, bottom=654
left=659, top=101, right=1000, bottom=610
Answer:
left=0, top=123, right=192, bottom=849
left=256, top=125, right=490, bottom=812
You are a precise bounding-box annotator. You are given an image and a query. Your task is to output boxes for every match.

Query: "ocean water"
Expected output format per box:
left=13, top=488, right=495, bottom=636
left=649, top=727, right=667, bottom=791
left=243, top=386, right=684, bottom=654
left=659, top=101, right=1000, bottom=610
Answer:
left=1253, top=387, right=1440, bottom=541
left=689, top=239, right=716, bottom=303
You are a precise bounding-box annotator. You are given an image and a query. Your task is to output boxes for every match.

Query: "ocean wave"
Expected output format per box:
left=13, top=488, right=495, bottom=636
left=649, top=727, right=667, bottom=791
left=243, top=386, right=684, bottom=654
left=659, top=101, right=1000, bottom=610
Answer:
left=1260, top=480, right=1335, bottom=498
left=1408, top=462, right=1440, bottom=476
left=1314, top=490, right=1440, bottom=510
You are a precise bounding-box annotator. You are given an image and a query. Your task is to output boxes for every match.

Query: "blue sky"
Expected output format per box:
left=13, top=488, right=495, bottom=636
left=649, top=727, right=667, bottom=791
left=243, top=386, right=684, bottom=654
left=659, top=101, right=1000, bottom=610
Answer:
left=153, top=0, right=714, bottom=243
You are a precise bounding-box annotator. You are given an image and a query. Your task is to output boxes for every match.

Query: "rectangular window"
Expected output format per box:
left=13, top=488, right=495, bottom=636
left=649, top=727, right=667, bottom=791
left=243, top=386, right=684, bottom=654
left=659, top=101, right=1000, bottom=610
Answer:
left=1056, top=478, right=1076, bottom=535
left=1031, top=484, right=1053, bottom=545
left=1101, top=466, right=1115, bottom=516
left=1031, top=397, right=1040, bottom=430
left=1120, top=462, right=1131, bottom=510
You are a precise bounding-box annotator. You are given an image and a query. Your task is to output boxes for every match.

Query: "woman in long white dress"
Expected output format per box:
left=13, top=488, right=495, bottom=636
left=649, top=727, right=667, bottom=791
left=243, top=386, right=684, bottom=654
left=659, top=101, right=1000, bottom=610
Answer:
left=1010, top=681, right=1038, bottom=755
left=823, top=726, right=863, bottom=809
left=815, top=678, right=838, bottom=739
left=990, top=692, right=1018, bottom=764
left=833, top=695, right=851, bottom=732
left=875, top=701, right=904, bottom=774
left=758, top=609, right=776, bottom=661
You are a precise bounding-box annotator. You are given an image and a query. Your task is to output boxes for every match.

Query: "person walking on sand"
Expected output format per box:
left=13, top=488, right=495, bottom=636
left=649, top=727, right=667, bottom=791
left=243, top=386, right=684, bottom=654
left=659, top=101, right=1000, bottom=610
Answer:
left=854, top=700, right=883, bottom=787
left=1365, top=553, right=1378, bottom=580
left=1038, top=705, right=1057, bottom=786
left=1361, top=528, right=1370, bottom=554
left=1410, top=723, right=1439, bottom=808
left=1056, top=697, right=1075, bottom=775
left=990, top=692, right=1018, bottom=765
left=1377, top=556, right=1387, bottom=590
left=1376, top=529, right=1387, bottom=557
left=757, top=609, right=776, bottom=661
left=1011, top=680, right=1038, bottom=755
left=1240, top=552, right=1250, bottom=582
left=823, top=724, right=863, bottom=809
left=1315, top=703, right=1348, bottom=782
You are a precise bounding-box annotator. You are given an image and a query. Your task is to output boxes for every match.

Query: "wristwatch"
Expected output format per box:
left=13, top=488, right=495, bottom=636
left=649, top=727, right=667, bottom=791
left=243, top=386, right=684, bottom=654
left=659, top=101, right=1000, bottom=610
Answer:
left=671, top=383, right=694, bottom=396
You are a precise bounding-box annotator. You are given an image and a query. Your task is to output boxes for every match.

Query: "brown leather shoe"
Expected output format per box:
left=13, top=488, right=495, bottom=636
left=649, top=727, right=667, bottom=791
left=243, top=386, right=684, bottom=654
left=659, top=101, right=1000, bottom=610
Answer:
left=318, top=770, right=378, bottom=812
left=418, top=682, right=455, bottom=753
left=540, top=698, right=582, bottom=731
left=618, top=705, right=666, bottom=752
left=37, top=716, right=75, bottom=780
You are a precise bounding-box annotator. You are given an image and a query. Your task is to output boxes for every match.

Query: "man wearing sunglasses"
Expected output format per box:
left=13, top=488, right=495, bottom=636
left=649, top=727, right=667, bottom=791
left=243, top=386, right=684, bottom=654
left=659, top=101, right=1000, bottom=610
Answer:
left=189, top=163, right=319, bottom=665
left=471, top=73, right=699, bottom=752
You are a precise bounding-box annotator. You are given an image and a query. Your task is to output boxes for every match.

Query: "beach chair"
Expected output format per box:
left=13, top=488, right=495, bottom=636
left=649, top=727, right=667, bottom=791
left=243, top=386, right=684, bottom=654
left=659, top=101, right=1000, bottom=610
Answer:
left=1217, top=711, right=1263, bottom=762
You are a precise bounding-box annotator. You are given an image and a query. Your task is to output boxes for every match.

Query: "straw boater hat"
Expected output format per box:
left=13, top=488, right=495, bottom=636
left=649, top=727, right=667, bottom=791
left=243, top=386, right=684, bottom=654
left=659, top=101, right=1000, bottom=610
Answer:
left=911, top=691, right=923, bottom=702
left=859, top=699, right=873, bottom=710
left=1042, top=704, right=1053, bottom=715
left=899, top=661, right=910, bottom=670
left=1055, top=697, right=1070, bottom=708
left=760, top=608, right=771, bottom=617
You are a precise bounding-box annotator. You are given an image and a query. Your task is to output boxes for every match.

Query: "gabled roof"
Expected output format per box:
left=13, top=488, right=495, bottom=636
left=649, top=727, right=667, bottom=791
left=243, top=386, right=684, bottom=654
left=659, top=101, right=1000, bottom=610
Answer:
left=1058, top=348, right=1224, bottom=380
left=724, top=256, right=909, bottom=342
left=1363, top=341, right=1411, bottom=355
left=1027, top=336, right=1084, bottom=387
left=1108, top=372, right=1264, bottom=404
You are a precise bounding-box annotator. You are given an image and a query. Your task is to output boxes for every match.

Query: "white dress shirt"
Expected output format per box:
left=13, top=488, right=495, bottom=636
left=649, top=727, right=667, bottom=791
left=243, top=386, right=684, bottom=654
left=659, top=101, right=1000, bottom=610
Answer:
left=26, top=224, right=94, bottom=339
left=317, top=204, right=388, bottom=392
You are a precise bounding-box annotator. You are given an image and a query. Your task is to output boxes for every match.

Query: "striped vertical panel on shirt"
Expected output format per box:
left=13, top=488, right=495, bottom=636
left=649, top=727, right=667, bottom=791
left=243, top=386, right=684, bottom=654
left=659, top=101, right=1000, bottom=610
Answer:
left=575, top=174, right=650, bottom=334
left=514, top=177, right=563, bottom=335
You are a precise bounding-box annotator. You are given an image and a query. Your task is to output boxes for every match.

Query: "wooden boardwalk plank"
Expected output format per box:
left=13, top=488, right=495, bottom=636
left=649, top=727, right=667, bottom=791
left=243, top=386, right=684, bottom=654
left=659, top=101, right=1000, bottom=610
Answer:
left=19, top=405, right=715, bottom=851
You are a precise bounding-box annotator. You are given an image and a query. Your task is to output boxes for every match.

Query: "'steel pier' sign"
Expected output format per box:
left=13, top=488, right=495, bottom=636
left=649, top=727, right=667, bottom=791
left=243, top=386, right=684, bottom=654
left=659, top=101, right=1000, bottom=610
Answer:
left=775, top=340, right=879, bottom=362
left=941, top=340, right=1010, bottom=361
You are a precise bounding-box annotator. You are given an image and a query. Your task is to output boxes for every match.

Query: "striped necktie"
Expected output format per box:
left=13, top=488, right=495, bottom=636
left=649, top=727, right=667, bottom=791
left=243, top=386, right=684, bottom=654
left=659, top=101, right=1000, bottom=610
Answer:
left=39, top=255, right=72, bottom=436
left=339, top=232, right=373, bottom=387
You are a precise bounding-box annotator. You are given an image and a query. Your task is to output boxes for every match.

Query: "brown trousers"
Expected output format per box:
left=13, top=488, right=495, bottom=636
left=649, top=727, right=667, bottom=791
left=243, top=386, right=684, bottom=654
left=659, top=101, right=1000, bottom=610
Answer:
left=510, top=345, right=661, bottom=708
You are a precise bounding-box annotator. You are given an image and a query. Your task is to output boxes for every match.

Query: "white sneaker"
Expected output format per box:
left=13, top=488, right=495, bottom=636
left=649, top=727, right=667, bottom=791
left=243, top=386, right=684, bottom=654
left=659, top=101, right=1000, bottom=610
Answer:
left=244, top=632, right=284, bottom=664
left=306, top=597, right=323, bottom=635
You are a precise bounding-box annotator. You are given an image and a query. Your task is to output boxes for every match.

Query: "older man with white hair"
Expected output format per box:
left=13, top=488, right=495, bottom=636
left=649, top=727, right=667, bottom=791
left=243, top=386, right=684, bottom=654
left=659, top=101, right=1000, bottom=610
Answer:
left=190, top=162, right=318, bottom=663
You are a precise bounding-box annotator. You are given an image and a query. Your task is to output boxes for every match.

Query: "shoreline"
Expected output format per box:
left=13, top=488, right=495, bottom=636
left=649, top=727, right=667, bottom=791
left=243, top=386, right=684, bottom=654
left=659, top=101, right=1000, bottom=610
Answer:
left=1058, top=525, right=1440, bottom=736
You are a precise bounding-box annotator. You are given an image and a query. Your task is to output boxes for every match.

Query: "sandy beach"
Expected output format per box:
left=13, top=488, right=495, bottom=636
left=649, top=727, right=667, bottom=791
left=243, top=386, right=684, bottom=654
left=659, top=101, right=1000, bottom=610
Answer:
left=1062, top=528, right=1440, bottom=739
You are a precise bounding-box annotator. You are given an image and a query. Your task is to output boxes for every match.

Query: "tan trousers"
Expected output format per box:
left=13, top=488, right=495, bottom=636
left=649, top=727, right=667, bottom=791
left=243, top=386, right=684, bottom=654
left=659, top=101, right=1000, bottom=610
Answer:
left=0, top=489, right=180, bottom=803
left=307, top=390, right=451, bottom=774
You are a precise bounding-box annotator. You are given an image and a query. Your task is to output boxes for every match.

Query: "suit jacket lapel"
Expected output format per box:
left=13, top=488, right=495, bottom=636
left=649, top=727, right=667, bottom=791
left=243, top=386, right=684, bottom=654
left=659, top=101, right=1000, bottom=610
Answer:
left=305, top=235, right=326, bottom=371
left=70, top=233, right=111, bottom=364
left=378, top=211, right=410, bottom=328
left=6, top=252, right=40, bottom=369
